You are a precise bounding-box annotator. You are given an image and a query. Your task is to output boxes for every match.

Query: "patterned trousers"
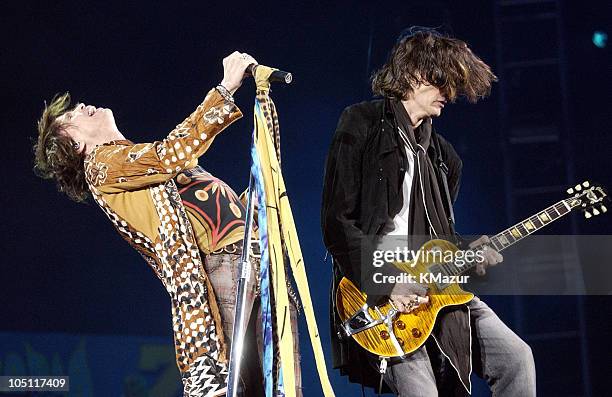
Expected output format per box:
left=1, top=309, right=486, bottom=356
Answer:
left=204, top=252, right=302, bottom=397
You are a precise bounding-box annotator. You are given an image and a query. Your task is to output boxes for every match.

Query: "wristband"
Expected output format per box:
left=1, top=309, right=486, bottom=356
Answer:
left=215, top=84, right=234, bottom=103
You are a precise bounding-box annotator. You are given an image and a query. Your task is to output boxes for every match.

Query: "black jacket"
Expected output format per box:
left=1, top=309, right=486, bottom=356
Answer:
left=321, top=98, right=463, bottom=389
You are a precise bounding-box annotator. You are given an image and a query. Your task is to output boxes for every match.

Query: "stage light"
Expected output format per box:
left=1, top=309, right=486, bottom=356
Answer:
left=592, top=31, right=607, bottom=48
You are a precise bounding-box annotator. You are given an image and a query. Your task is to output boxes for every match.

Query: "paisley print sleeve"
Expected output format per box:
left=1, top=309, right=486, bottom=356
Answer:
left=84, top=89, right=242, bottom=192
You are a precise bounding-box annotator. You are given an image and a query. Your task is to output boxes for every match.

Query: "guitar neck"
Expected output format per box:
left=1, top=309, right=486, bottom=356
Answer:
left=457, top=198, right=573, bottom=275
left=489, top=199, right=572, bottom=252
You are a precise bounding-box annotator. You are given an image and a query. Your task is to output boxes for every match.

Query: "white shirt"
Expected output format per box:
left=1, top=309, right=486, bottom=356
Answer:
left=383, top=142, right=415, bottom=236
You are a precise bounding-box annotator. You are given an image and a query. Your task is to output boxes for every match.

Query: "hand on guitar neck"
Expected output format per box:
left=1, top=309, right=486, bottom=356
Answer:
left=469, top=235, right=504, bottom=276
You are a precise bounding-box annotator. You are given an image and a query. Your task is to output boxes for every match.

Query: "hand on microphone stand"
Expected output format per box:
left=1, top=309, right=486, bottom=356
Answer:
left=220, top=51, right=258, bottom=94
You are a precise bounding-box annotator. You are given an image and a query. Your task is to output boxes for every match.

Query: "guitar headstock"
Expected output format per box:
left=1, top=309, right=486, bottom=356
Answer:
left=565, top=181, right=608, bottom=219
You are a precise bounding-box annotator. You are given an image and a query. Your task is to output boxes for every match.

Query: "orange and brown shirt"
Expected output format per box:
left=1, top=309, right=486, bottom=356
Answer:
left=177, top=166, right=248, bottom=254
left=84, top=88, right=241, bottom=395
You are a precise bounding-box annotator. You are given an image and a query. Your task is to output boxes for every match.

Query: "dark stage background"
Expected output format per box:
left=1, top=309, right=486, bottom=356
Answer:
left=2, top=1, right=611, bottom=396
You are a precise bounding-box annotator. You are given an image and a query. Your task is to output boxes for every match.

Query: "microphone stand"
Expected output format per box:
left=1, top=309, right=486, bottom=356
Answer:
left=226, top=64, right=292, bottom=397
left=226, top=171, right=256, bottom=397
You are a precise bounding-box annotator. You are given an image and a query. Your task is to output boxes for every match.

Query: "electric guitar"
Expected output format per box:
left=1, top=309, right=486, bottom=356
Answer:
left=336, top=182, right=607, bottom=358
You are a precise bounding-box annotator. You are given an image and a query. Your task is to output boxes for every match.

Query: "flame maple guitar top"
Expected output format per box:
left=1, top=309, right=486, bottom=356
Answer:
left=335, top=239, right=474, bottom=357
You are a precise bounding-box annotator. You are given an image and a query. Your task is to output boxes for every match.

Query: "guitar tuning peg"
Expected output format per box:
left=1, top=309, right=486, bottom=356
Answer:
left=575, top=184, right=582, bottom=191
left=593, top=208, right=600, bottom=216
left=602, top=205, right=608, bottom=213
left=567, top=188, right=574, bottom=194
left=582, top=181, right=590, bottom=188
left=584, top=211, right=592, bottom=219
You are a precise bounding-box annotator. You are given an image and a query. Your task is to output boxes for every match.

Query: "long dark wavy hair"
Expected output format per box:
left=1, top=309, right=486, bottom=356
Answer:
left=371, top=27, right=498, bottom=102
left=33, top=93, right=89, bottom=202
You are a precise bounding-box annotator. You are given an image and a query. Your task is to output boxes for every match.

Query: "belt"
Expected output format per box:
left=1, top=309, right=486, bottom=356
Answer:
left=208, top=240, right=301, bottom=312
left=210, top=240, right=261, bottom=257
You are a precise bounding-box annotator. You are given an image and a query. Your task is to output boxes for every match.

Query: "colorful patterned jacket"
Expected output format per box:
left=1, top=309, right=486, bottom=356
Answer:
left=84, top=88, right=241, bottom=396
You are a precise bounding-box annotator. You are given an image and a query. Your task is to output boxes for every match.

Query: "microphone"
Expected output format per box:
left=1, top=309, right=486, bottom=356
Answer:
left=246, top=64, right=293, bottom=84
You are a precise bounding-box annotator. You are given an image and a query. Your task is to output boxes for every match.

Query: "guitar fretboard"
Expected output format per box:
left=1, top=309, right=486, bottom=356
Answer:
left=447, top=198, right=573, bottom=276
left=489, top=199, right=571, bottom=252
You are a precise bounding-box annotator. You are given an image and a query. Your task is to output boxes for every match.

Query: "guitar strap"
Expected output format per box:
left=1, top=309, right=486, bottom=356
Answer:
left=432, top=132, right=456, bottom=237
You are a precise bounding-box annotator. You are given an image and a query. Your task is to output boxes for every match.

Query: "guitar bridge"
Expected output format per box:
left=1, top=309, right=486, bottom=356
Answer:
left=342, top=304, right=405, bottom=356
left=341, top=304, right=383, bottom=336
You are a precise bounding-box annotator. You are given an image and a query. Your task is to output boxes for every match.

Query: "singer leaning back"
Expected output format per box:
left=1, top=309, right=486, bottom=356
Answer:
left=32, top=51, right=302, bottom=397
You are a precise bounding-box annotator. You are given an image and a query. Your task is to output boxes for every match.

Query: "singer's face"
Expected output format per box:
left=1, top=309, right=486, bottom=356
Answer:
left=57, top=103, right=118, bottom=151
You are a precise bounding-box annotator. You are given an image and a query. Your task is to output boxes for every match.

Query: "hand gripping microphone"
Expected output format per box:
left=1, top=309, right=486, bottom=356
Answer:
left=246, top=64, right=292, bottom=84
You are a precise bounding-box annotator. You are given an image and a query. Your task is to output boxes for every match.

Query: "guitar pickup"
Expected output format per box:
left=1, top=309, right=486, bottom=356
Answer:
left=426, top=263, right=451, bottom=290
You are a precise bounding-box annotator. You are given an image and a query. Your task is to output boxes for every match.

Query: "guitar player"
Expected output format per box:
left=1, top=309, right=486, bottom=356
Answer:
left=321, top=27, right=536, bottom=396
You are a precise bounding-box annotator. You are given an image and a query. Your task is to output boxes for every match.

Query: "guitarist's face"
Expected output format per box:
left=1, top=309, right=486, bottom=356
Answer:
left=403, top=82, right=448, bottom=122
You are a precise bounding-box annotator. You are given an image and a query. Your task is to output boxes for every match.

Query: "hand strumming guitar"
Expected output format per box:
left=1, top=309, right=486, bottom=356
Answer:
left=390, top=282, right=430, bottom=314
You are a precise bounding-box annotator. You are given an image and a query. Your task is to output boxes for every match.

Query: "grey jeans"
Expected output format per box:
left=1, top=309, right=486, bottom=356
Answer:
left=381, top=297, right=536, bottom=397
left=204, top=252, right=302, bottom=397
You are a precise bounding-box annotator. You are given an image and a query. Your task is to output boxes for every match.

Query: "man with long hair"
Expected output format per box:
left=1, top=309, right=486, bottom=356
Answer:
left=322, top=28, right=536, bottom=396
left=33, top=51, right=301, bottom=397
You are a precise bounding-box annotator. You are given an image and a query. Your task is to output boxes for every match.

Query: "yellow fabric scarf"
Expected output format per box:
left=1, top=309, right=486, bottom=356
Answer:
left=253, top=66, right=335, bottom=397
